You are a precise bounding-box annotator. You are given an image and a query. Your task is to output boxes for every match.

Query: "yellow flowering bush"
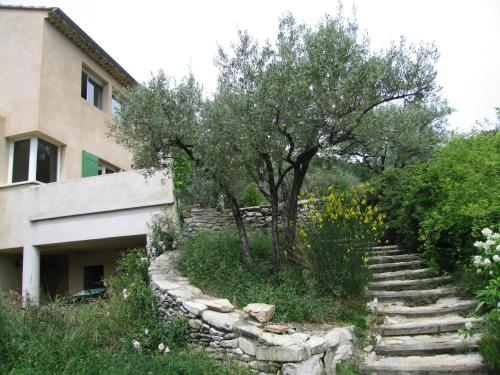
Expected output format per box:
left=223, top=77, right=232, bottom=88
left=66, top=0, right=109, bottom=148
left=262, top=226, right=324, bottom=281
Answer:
left=297, top=183, right=385, bottom=296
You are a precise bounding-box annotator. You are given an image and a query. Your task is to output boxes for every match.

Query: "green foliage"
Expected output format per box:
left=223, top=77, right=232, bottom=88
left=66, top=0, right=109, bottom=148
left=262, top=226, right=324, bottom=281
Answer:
left=0, top=248, right=243, bottom=375
left=336, top=362, right=361, bottom=375
left=341, top=99, right=450, bottom=174
left=178, top=230, right=368, bottom=326
left=297, top=184, right=383, bottom=297
left=374, top=132, right=500, bottom=272
left=239, top=183, right=267, bottom=207
left=479, top=309, right=500, bottom=372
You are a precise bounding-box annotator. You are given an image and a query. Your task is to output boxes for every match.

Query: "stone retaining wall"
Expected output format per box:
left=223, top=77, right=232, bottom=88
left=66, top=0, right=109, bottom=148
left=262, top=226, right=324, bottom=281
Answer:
left=183, top=200, right=309, bottom=237
left=149, top=251, right=354, bottom=375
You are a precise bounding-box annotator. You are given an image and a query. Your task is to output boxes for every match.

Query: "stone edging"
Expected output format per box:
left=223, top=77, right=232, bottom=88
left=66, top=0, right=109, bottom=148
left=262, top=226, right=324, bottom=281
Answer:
left=149, top=251, right=354, bottom=375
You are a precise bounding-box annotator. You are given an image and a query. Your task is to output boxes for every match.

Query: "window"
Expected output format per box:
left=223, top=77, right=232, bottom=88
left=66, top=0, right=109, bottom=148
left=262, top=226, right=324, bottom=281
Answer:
left=11, top=139, right=30, bottom=183
left=36, top=139, right=58, bottom=183
left=111, top=94, right=121, bottom=116
left=8, top=137, right=60, bottom=184
left=81, top=71, right=104, bottom=109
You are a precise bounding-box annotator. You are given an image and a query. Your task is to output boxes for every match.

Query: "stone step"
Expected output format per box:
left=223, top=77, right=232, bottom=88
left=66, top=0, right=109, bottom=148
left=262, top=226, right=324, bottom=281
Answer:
left=367, top=286, right=457, bottom=302
left=377, top=298, right=476, bottom=317
left=367, top=254, right=420, bottom=265
left=369, top=260, right=424, bottom=273
left=370, top=249, right=408, bottom=257
left=368, top=276, right=453, bottom=291
left=375, top=333, right=482, bottom=356
left=372, top=245, right=399, bottom=251
left=361, top=353, right=486, bottom=374
left=381, top=315, right=482, bottom=336
left=372, top=268, right=434, bottom=282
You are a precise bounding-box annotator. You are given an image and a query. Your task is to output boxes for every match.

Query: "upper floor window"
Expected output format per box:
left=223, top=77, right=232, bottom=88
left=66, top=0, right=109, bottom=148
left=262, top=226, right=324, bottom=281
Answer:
left=111, top=94, right=121, bottom=116
left=8, top=138, right=60, bottom=184
left=81, top=71, right=103, bottom=109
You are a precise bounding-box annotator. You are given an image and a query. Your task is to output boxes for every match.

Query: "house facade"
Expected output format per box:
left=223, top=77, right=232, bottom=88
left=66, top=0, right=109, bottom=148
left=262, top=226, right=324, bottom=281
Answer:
left=0, top=6, right=175, bottom=304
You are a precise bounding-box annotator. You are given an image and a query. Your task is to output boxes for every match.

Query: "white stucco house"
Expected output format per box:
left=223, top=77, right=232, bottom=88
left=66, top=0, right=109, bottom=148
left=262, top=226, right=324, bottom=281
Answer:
left=0, top=5, right=175, bottom=304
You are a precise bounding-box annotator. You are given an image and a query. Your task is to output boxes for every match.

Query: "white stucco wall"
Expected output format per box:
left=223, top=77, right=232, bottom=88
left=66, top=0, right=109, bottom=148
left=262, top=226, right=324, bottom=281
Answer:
left=0, top=254, right=22, bottom=292
left=0, top=170, right=174, bottom=251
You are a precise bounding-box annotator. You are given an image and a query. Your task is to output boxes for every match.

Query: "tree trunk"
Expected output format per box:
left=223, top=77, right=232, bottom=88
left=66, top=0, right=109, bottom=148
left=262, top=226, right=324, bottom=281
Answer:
left=284, top=159, right=312, bottom=262
left=227, top=191, right=252, bottom=267
left=270, top=186, right=281, bottom=273
left=262, top=153, right=281, bottom=273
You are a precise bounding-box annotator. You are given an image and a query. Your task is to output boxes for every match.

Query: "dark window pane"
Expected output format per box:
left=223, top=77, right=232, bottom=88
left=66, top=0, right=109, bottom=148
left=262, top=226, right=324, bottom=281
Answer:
left=81, top=71, right=87, bottom=99
left=12, top=139, right=30, bottom=183
left=36, top=139, right=58, bottom=183
left=89, top=78, right=103, bottom=109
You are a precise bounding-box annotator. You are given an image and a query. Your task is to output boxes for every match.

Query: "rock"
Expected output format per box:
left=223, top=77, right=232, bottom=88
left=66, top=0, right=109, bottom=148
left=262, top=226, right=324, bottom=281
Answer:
left=202, top=310, right=242, bottom=332
left=291, top=332, right=310, bottom=342
left=209, top=327, right=225, bottom=336
left=220, top=338, right=239, bottom=348
left=263, top=324, right=289, bottom=334
left=235, top=324, right=263, bottom=339
left=336, top=327, right=354, bottom=342
left=306, top=336, right=329, bottom=355
left=363, top=344, right=373, bottom=352
left=324, top=329, right=341, bottom=348
left=182, top=300, right=207, bottom=317
left=204, top=298, right=235, bottom=313
left=324, top=343, right=354, bottom=375
left=188, top=319, right=202, bottom=330
left=255, top=344, right=310, bottom=362
left=239, top=337, right=258, bottom=356
left=243, top=303, right=275, bottom=323
left=282, top=354, right=324, bottom=375
left=249, top=360, right=281, bottom=372
left=258, top=332, right=302, bottom=347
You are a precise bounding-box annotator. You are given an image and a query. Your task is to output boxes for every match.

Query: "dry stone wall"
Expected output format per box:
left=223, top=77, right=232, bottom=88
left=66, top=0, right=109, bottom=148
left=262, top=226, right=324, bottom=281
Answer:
left=149, top=251, right=354, bottom=375
left=183, top=200, right=309, bottom=237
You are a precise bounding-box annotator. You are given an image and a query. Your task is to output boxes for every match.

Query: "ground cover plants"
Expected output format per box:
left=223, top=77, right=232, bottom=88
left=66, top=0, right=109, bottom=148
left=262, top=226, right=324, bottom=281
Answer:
left=0, top=248, right=245, bottom=375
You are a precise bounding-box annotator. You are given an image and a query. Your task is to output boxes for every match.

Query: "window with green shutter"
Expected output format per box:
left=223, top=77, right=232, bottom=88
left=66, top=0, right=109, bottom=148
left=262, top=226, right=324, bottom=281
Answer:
left=81, top=150, right=99, bottom=177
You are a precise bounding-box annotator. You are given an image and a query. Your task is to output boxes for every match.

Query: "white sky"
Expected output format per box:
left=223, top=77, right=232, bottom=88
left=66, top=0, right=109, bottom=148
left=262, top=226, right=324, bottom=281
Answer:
left=8, top=0, right=500, bottom=130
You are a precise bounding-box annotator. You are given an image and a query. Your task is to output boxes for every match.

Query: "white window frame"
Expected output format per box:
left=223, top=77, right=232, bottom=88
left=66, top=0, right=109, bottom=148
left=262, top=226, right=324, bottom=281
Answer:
left=7, top=136, right=61, bottom=184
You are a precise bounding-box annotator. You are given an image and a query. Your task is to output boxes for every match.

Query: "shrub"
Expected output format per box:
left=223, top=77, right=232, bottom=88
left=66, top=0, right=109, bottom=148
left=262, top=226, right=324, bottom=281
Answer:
left=147, top=211, right=178, bottom=258
left=479, top=309, right=500, bottom=372
left=239, top=183, right=267, bottom=207
left=374, top=132, right=500, bottom=272
left=297, top=184, right=384, bottom=297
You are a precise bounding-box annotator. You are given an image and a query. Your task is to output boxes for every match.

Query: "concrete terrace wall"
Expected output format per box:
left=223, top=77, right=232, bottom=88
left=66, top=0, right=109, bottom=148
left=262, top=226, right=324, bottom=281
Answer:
left=149, top=251, right=354, bottom=375
left=183, top=200, right=309, bottom=237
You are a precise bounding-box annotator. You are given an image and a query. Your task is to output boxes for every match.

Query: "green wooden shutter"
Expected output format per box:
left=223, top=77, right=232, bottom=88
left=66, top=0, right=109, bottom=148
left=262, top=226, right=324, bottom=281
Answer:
left=82, top=150, right=99, bottom=177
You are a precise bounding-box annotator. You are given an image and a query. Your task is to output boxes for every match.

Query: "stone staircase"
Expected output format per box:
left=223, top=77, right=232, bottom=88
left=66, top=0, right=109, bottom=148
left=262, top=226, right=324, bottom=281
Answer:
left=361, top=245, right=486, bottom=375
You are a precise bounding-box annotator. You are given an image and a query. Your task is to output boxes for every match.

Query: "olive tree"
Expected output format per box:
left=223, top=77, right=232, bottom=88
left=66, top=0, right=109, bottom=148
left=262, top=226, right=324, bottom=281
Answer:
left=215, top=13, right=442, bottom=261
left=110, top=72, right=255, bottom=266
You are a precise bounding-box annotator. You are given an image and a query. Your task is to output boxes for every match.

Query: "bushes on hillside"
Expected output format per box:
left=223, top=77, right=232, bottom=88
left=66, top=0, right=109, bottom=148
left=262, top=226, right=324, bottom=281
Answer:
left=374, top=131, right=500, bottom=272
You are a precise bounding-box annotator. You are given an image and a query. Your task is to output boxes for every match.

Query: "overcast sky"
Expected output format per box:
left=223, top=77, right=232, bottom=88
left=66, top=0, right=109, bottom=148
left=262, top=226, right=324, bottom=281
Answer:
left=9, top=0, right=500, bottom=130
